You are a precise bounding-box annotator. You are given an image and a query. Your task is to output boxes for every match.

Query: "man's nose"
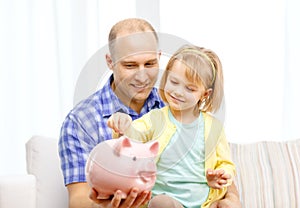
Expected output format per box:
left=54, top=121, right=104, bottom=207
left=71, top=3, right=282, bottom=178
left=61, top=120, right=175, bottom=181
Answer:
left=134, top=66, right=148, bottom=82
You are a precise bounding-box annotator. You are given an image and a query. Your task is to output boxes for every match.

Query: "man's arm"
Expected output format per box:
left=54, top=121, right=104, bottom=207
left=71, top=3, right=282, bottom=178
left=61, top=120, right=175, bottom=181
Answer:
left=67, top=182, right=151, bottom=208
left=67, top=182, right=96, bottom=208
left=209, top=182, right=242, bottom=208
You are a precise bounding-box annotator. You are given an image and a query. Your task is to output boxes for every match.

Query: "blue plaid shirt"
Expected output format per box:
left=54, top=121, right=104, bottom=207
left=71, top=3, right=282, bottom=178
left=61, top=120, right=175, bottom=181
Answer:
left=59, top=75, right=165, bottom=185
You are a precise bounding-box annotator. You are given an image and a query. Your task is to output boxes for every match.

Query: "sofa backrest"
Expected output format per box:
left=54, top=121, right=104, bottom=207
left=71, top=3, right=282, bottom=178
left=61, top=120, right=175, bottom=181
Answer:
left=26, top=136, right=300, bottom=208
left=26, top=136, right=68, bottom=208
left=230, top=139, right=300, bottom=207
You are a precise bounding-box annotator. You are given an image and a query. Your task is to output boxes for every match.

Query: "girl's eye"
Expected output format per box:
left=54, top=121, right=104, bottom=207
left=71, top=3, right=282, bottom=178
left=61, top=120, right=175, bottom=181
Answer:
left=170, top=80, right=178, bottom=85
left=186, top=86, right=196, bottom=92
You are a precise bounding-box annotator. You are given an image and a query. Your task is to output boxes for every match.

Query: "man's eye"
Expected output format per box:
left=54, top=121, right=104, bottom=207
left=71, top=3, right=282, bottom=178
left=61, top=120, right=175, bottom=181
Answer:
left=145, top=62, right=156, bottom=67
left=125, top=64, right=136, bottom=69
left=170, top=80, right=178, bottom=85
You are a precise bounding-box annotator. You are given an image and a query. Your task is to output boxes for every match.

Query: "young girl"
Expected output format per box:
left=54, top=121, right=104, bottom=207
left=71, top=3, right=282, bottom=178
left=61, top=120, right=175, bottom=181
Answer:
left=107, top=45, right=236, bottom=208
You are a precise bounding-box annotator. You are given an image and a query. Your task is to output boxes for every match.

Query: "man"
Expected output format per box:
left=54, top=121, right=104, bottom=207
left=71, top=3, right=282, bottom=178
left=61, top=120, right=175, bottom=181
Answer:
left=59, top=18, right=241, bottom=208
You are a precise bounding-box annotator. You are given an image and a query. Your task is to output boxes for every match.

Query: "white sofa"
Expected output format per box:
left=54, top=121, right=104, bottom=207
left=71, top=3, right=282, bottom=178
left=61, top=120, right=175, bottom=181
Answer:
left=0, top=136, right=68, bottom=208
left=0, top=135, right=299, bottom=208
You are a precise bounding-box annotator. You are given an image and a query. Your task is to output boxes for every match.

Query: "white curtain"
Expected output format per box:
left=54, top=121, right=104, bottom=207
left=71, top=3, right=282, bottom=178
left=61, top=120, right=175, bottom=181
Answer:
left=0, top=0, right=136, bottom=175
left=160, top=0, right=300, bottom=143
left=0, top=0, right=299, bottom=175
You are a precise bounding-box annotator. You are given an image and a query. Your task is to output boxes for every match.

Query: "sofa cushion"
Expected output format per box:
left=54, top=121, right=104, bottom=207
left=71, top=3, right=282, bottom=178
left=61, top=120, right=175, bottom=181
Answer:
left=0, top=175, right=36, bottom=208
left=230, top=139, right=300, bottom=207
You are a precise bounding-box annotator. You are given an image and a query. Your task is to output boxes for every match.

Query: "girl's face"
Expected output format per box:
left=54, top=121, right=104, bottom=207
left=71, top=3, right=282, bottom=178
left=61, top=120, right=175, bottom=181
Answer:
left=164, top=60, right=205, bottom=113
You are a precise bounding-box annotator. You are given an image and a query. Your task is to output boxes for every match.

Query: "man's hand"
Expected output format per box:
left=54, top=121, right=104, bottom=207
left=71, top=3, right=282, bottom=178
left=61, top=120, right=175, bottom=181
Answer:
left=90, top=187, right=151, bottom=208
left=209, top=183, right=242, bottom=208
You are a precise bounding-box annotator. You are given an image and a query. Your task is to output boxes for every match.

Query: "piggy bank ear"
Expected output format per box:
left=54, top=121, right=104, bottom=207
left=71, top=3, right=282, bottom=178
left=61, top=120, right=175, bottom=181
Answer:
left=121, top=137, right=132, bottom=148
left=114, top=136, right=132, bottom=156
left=149, top=141, right=159, bottom=156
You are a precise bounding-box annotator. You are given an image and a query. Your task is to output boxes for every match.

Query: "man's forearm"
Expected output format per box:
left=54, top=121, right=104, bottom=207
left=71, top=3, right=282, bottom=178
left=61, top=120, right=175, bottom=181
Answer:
left=224, top=182, right=242, bottom=208
left=67, top=182, right=99, bottom=208
left=226, top=182, right=240, bottom=198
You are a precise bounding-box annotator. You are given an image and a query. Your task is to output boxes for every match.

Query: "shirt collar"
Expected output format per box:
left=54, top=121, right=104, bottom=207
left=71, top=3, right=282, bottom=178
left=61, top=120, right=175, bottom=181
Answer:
left=100, top=75, right=164, bottom=118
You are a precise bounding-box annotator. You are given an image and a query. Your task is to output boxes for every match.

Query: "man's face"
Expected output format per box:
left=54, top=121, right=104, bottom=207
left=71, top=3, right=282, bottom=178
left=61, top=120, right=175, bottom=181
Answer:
left=107, top=33, right=160, bottom=108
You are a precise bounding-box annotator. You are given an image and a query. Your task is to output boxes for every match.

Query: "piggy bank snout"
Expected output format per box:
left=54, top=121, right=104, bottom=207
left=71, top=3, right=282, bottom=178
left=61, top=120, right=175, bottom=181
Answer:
left=138, top=170, right=156, bottom=183
left=137, top=158, right=156, bottom=182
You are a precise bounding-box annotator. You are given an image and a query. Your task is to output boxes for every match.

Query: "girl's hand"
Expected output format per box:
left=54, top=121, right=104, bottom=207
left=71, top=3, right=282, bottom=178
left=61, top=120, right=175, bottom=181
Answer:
left=107, top=112, right=132, bottom=135
left=206, top=168, right=231, bottom=189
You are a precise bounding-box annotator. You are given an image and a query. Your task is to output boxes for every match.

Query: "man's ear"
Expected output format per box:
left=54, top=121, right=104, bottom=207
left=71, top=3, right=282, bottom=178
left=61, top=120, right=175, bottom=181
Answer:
left=157, top=50, right=162, bottom=60
left=106, top=54, right=113, bottom=70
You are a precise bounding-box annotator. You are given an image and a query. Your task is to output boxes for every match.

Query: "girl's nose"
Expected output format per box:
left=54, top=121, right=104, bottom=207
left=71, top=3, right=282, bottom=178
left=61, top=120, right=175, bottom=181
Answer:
left=173, top=88, right=183, bottom=97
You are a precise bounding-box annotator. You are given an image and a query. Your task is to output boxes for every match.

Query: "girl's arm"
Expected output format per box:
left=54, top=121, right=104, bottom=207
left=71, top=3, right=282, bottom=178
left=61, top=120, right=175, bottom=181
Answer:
left=107, top=111, right=155, bottom=142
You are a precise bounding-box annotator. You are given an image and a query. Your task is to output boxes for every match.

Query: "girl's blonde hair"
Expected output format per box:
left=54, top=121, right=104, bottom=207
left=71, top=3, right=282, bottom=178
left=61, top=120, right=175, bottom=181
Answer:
left=159, top=45, right=224, bottom=113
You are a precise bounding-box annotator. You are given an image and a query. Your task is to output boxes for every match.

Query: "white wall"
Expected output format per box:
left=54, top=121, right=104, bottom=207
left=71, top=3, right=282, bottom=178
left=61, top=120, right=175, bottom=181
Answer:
left=160, top=0, right=299, bottom=143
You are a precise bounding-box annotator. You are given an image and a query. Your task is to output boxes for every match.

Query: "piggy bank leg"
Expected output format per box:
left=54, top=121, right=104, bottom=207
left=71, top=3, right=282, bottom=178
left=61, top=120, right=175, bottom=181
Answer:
left=97, top=193, right=112, bottom=199
left=120, top=191, right=127, bottom=199
left=97, top=192, right=127, bottom=199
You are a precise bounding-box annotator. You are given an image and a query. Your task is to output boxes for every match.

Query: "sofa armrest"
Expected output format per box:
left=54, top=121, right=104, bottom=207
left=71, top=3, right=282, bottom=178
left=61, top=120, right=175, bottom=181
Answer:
left=26, top=136, right=68, bottom=208
left=0, top=174, right=36, bottom=208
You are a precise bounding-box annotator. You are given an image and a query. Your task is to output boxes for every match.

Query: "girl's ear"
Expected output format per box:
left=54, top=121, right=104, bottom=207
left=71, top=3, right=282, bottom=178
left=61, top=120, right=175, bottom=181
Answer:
left=106, top=54, right=114, bottom=70
left=199, top=88, right=213, bottom=111
left=203, top=88, right=213, bottom=99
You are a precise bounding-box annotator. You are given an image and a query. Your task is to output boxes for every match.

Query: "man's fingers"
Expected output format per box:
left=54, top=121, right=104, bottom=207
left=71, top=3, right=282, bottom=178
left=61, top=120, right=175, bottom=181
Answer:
left=119, top=188, right=138, bottom=208
left=130, top=191, right=151, bottom=208
left=111, top=190, right=122, bottom=208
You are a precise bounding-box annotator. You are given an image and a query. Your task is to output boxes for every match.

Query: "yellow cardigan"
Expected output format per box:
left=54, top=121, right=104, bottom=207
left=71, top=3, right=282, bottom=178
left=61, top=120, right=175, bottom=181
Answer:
left=114, top=106, right=236, bottom=208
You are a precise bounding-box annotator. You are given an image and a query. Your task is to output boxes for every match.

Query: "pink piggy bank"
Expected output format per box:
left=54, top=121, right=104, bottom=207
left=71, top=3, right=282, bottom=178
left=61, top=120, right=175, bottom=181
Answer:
left=85, top=136, right=159, bottom=199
